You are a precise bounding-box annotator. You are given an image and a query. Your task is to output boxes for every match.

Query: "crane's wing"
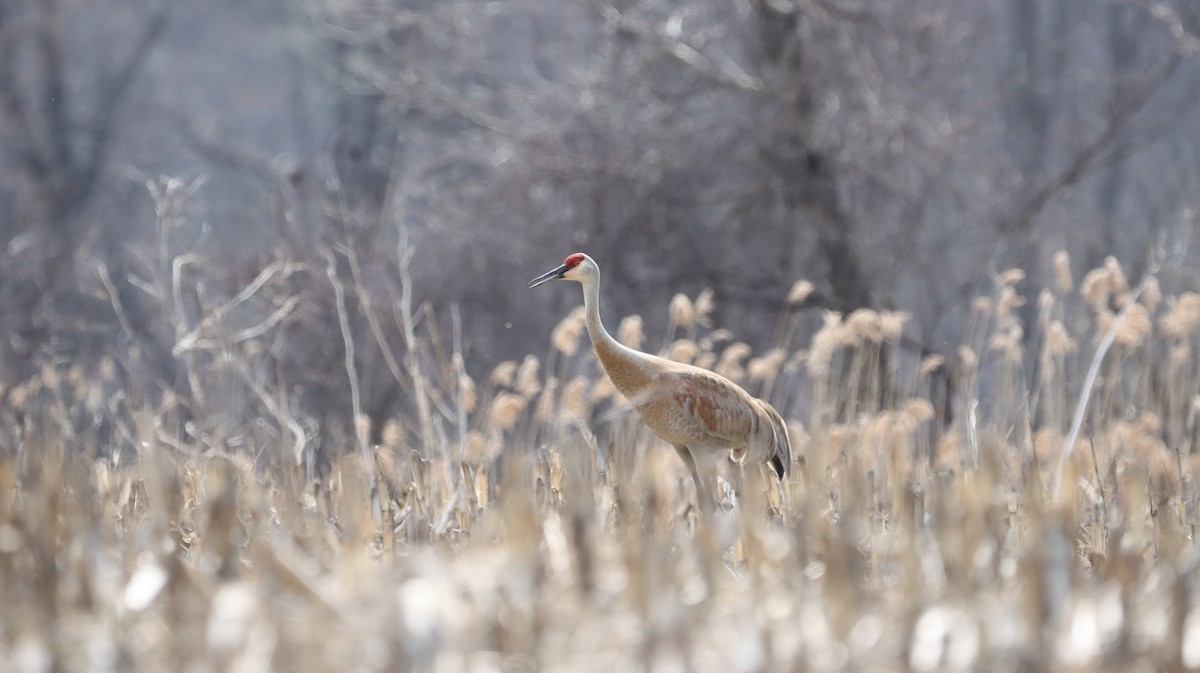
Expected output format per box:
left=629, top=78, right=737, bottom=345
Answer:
left=635, top=367, right=758, bottom=448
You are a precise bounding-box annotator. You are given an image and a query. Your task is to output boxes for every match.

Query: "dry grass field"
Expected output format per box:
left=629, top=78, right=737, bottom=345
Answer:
left=2, top=252, right=1200, bottom=672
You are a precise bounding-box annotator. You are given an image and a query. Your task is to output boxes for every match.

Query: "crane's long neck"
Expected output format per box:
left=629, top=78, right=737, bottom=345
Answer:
left=581, top=276, right=653, bottom=395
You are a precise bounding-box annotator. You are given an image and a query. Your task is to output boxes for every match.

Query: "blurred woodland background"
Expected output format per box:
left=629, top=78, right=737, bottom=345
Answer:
left=1, top=0, right=1199, bottom=452
left=6, top=3, right=1200, bottom=670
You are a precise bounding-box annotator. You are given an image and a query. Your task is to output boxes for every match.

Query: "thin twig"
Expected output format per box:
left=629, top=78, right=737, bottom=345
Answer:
left=326, top=250, right=369, bottom=463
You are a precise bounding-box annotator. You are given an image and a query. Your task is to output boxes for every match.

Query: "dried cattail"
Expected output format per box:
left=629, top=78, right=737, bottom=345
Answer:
left=1105, top=256, right=1129, bottom=297
left=560, top=376, right=590, bottom=423
left=808, top=311, right=844, bottom=377
left=1033, top=428, right=1062, bottom=462
left=242, top=339, right=264, bottom=358
left=617, top=314, right=644, bottom=350
left=1160, top=292, right=1200, bottom=339
left=515, top=355, right=541, bottom=398
left=1044, top=320, right=1077, bottom=357
left=489, top=393, right=526, bottom=430
left=999, top=268, right=1025, bottom=286
left=1037, top=290, right=1055, bottom=323
left=535, top=376, right=560, bottom=422
left=995, top=286, right=1025, bottom=321
left=85, top=383, right=105, bottom=414
left=590, top=374, right=616, bottom=403
left=551, top=306, right=586, bottom=356
left=902, top=398, right=936, bottom=424
left=879, top=311, right=909, bottom=341
left=716, top=342, right=752, bottom=381
left=971, top=296, right=993, bottom=316
left=1094, top=308, right=1115, bottom=335
left=989, top=326, right=1024, bottom=363
left=354, top=414, right=372, bottom=444
left=1140, top=276, right=1161, bottom=313
left=786, top=349, right=807, bottom=372
left=846, top=308, right=882, bottom=343
left=98, top=355, right=117, bottom=382
left=957, top=346, right=978, bottom=371
left=1053, top=250, right=1073, bottom=293
left=919, top=354, right=944, bottom=377
left=382, top=419, right=405, bottom=451
left=1114, top=303, right=1151, bottom=348
left=694, top=288, right=715, bottom=327
left=464, top=430, right=491, bottom=463
left=709, top=328, right=734, bottom=343
left=748, top=348, right=788, bottom=383
left=458, top=372, right=477, bottom=413
left=667, top=339, right=698, bottom=364
left=1080, top=267, right=1111, bottom=307
left=787, top=420, right=809, bottom=456
left=40, top=362, right=59, bottom=389
left=669, top=293, right=695, bottom=330
left=490, top=360, right=518, bottom=388
left=787, top=279, right=815, bottom=305
left=694, top=352, right=716, bottom=371
left=935, top=429, right=961, bottom=471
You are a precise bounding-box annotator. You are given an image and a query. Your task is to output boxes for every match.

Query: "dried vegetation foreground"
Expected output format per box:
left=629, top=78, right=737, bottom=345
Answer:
left=3, top=252, right=1200, bottom=673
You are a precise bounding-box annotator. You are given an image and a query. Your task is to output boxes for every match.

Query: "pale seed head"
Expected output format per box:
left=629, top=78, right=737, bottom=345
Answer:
left=694, top=288, right=715, bottom=327
left=354, top=414, right=372, bottom=443
left=1080, top=267, right=1111, bottom=307
left=515, top=355, right=541, bottom=399
left=1053, top=250, right=1073, bottom=293
left=748, top=348, right=788, bottom=383
left=999, top=268, right=1025, bottom=286
left=879, top=311, right=909, bottom=342
left=1140, top=277, right=1161, bottom=313
left=617, top=314, right=645, bottom=350
left=1114, top=303, right=1151, bottom=348
left=535, top=377, right=559, bottom=422
left=1160, top=292, right=1200, bottom=339
left=551, top=306, right=586, bottom=356
left=561, top=376, right=590, bottom=423
left=919, top=354, right=944, bottom=377
left=490, top=360, right=518, bottom=388
left=1105, top=256, right=1129, bottom=296
left=458, top=373, right=477, bottom=413
left=808, top=311, right=844, bottom=377
left=669, top=293, right=695, bottom=330
left=957, top=346, right=978, bottom=372
left=382, top=419, right=405, bottom=451
left=716, top=342, right=752, bottom=381
left=846, top=308, right=882, bottom=343
left=590, top=374, right=616, bottom=404
left=787, top=280, right=815, bottom=305
left=667, top=339, right=698, bottom=365
left=1044, top=320, right=1077, bottom=357
left=902, top=398, right=936, bottom=424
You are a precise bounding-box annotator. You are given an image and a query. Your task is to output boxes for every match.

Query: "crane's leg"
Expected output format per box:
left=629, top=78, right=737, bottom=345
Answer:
left=673, top=444, right=713, bottom=514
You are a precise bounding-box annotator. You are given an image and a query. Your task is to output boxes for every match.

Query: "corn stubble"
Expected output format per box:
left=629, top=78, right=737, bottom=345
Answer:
left=2, top=253, right=1200, bottom=672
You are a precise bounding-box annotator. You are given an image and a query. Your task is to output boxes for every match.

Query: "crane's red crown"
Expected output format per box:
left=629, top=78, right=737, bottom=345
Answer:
left=564, top=253, right=586, bottom=269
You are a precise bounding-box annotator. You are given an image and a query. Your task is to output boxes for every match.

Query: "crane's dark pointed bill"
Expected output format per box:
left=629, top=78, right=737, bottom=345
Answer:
left=529, top=264, right=569, bottom=289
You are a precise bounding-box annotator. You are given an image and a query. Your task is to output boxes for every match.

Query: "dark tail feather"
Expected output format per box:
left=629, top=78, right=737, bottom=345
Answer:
left=769, top=455, right=786, bottom=480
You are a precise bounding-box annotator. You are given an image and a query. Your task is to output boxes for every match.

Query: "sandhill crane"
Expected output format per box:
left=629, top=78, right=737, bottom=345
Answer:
left=529, top=252, right=791, bottom=511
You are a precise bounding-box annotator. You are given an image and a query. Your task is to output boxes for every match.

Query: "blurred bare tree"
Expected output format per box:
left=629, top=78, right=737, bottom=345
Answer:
left=0, top=0, right=172, bottom=375
left=1, top=0, right=1197, bottom=458
left=295, top=0, right=1199, bottom=358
